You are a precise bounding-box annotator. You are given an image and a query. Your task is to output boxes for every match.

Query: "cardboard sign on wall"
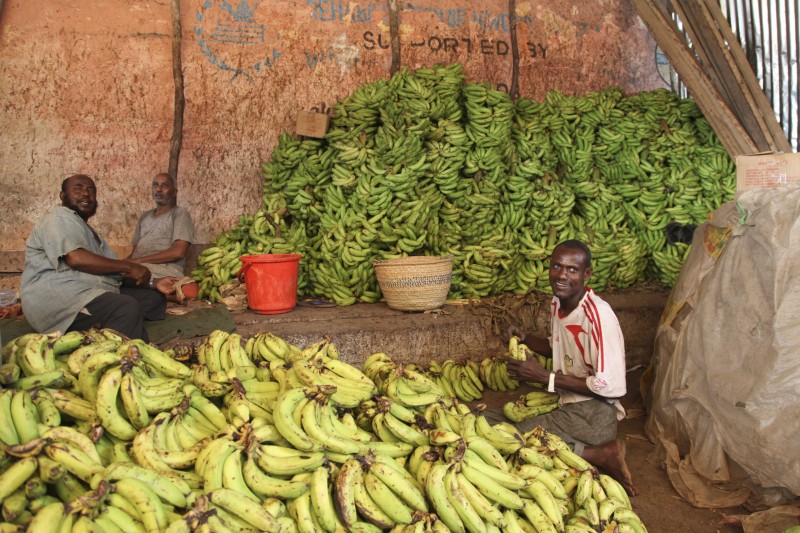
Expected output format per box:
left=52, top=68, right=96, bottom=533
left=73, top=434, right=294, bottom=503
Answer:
left=735, top=152, right=800, bottom=193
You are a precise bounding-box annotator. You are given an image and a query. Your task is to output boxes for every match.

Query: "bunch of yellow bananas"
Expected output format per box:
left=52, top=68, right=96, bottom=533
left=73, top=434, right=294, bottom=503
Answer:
left=0, top=328, right=650, bottom=532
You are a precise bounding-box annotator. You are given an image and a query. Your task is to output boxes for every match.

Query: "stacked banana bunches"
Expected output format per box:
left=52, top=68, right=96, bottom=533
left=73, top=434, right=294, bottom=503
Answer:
left=0, top=329, right=648, bottom=532
left=192, top=63, right=735, bottom=304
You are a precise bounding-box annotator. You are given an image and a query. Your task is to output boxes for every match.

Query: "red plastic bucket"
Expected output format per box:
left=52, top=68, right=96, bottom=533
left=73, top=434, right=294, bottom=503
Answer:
left=237, top=254, right=302, bottom=314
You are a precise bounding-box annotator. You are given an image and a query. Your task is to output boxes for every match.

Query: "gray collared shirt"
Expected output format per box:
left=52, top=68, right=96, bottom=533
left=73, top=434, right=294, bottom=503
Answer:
left=131, top=205, right=194, bottom=270
left=21, top=206, right=122, bottom=334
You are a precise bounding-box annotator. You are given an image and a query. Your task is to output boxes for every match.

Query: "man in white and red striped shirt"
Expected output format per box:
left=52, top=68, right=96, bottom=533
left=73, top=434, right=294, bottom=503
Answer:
left=505, top=239, right=636, bottom=495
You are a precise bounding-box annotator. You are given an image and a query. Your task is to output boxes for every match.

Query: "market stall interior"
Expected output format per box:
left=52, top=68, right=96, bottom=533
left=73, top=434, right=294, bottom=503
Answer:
left=1, top=0, right=799, bottom=532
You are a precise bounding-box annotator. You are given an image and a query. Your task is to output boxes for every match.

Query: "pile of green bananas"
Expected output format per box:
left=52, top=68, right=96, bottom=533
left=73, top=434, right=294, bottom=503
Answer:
left=0, top=328, right=648, bottom=532
left=192, top=63, right=734, bottom=304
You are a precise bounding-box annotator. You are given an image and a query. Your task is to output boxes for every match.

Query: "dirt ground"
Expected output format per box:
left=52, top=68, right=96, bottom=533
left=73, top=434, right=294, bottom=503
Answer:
left=594, top=368, right=747, bottom=533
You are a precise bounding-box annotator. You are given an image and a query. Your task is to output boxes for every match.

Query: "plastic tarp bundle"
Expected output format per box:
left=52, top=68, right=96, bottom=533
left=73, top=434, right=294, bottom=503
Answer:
left=644, top=183, right=800, bottom=524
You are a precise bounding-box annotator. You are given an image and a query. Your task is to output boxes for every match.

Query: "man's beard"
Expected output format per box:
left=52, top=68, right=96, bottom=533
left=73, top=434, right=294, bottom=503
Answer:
left=64, top=199, right=97, bottom=219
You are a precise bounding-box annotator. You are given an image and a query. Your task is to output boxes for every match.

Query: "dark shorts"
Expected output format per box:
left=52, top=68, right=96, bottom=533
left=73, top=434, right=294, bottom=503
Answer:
left=483, top=398, right=618, bottom=447
left=69, top=288, right=166, bottom=342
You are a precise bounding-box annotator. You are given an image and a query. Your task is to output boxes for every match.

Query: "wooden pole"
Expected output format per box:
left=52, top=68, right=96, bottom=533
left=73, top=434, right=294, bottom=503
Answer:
left=388, top=0, right=400, bottom=75
left=168, top=0, right=185, bottom=181
left=508, top=0, right=520, bottom=100
left=630, top=0, right=757, bottom=158
left=702, top=0, right=791, bottom=152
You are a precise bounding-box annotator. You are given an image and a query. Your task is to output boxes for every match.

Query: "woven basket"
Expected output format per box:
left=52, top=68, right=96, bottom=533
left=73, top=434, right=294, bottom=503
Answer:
left=373, top=255, right=453, bottom=311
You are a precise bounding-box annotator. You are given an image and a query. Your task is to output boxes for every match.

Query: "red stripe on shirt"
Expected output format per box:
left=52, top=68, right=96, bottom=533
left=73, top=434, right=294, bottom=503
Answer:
left=584, top=292, right=605, bottom=372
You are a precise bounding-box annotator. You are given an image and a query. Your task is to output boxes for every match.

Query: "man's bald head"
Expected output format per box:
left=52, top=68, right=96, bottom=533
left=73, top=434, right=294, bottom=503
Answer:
left=152, top=173, right=177, bottom=207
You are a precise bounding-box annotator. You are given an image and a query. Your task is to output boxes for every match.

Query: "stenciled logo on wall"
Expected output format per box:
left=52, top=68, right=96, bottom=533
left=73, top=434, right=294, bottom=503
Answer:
left=194, top=0, right=282, bottom=81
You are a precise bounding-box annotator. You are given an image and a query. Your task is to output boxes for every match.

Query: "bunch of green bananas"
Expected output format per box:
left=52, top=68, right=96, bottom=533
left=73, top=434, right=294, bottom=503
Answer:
left=361, top=352, right=447, bottom=408
left=478, top=357, right=520, bottom=392
left=424, top=360, right=484, bottom=402
left=193, top=64, right=731, bottom=306
left=502, top=390, right=560, bottom=423
left=0, top=328, right=650, bottom=532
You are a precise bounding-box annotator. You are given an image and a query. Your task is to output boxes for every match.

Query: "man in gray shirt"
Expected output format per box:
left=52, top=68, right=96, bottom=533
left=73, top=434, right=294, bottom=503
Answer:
left=21, top=174, right=178, bottom=341
left=127, top=172, right=194, bottom=279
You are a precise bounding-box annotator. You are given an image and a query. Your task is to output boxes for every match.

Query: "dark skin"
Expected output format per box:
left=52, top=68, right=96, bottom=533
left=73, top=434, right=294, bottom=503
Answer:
left=504, top=242, right=637, bottom=495
left=59, top=175, right=177, bottom=294
left=506, top=244, right=599, bottom=398
left=126, top=173, right=190, bottom=265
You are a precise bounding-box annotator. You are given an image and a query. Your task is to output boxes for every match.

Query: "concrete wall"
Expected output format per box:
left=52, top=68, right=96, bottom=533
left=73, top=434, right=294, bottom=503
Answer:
left=215, top=290, right=669, bottom=369
left=0, top=0, right=668, bottom=283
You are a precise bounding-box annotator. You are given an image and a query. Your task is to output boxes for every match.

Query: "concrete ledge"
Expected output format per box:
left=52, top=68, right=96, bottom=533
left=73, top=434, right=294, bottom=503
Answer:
left=222, top=289, right=669, bottom=369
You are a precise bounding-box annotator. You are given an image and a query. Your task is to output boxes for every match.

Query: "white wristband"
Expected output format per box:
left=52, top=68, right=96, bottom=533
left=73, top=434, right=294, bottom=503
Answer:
left=547, top=372, right=556, bottom=393
left=148, top=278, right=155, bottom=289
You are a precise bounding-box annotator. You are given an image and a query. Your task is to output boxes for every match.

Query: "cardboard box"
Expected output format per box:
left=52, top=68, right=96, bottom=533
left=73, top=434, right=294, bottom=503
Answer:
left=295, top=110, right=330, bottom=138
left=736, top=152, right=800, bottom=193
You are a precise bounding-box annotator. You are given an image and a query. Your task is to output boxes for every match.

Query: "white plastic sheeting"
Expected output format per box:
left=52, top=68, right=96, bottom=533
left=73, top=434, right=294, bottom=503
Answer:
left=645, top=183, right=800, bottom=512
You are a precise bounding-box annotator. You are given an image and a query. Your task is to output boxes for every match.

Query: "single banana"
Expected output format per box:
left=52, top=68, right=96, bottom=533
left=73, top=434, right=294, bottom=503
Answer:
left=598, top=473, right=632, bottom=509
left=221, top=447, right=260, bottom=502
left=254, top=444, right=327, bottom=476
left=368, top=455, right=428, bottom=512
left=556, top=447, right=593, bottom=472
left=113, top=477, right=169, bottom=533
left=77, top=351, right=122, bottom=402
left=31, top=390, right=61, bottom=428
left=10, top=389, right=40, bottom=444
left=462, top=448, right=528, bottom=490
left=0, top=391, right=21, bottom=446
left=519, top=499, right=557, bottom=533
left=207, top=487, right=279, bottom=531
left=272, top=388, right=322, bottom=451
left=95, top=366, right=137, bottom=440
left=363, top=469, right=412, bottom=525
left=522, top=479, right=564, bottom=530
left=0, top=456, right=38, bottom=503
left=455, top=470, right=508, bottom=528
left=25, top=500, right=68, bottom=533
left=381, top=410, right=429, bottom=446
left=241, top=448, right=310, bottom=499
left=333, top=457, right=361, bottom=529
left=44, top=442, right=103, bottom=483
left=460, top=460, right=524, bottom=510
left=574, top=469, right=594, bottom=507
left=100, top=462, right=190, bottom=508
left=130, top=340, right=191, bottom=379
left=119, top=371, right=151, bottom=430
left=517, top=446, right=555, bottom=470
left=444, top=462, right=486, bottom=533
left=309, top=465, right=340, bottom=532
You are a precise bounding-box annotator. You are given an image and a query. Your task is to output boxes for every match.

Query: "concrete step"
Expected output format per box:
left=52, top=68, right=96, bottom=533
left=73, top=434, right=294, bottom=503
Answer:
left=198, top=289, right=669, bottom=369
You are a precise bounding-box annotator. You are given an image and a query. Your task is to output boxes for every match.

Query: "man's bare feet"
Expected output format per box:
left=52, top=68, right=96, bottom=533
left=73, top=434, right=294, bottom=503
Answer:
left=583, top=438, right=638, bottom=496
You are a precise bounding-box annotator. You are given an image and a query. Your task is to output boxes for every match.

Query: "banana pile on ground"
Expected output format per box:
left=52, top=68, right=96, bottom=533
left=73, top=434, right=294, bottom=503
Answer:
left=192, top=63, right=734, bottom=304
left=1, top=329, right=648, bottom=532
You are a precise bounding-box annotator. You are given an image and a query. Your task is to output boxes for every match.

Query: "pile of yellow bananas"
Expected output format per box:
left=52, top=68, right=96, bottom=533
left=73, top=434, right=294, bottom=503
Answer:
left=0, top=329, right=647, bottom=532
